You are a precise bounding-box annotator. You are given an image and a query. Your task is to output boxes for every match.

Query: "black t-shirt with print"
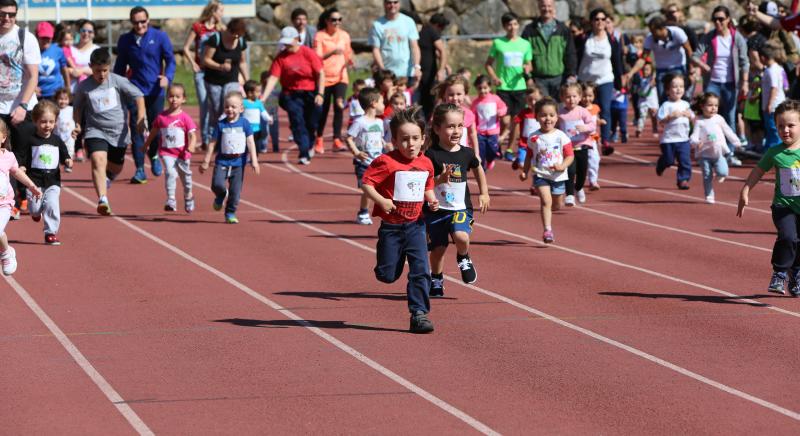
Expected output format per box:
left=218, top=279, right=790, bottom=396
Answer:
left=425, top=143, right=480, bottom=211
left=20, top=133, right=70, bottom=189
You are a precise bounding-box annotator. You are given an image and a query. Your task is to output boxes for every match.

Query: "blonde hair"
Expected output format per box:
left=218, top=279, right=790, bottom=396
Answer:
left=198, top=0, right=225, bottom=31
left=0, top=118, right=10, bottom=150
left=435, top=74, right=470, bottom=100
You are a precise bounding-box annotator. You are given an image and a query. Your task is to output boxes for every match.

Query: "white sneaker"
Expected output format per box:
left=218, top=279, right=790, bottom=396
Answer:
left=576, top=189, right=586, bottom=203
left=356, top=211, right=373, bottom=225
left=729, top=156, right=743, bottom=167
left=1, top=246, right=17, bottom=276
left=565, top=195, right=576, bottom=207
left=718, top=177, right=726, bottom=183
left=705, top=194, right=715, bottom=204
left=298, top=157, right=310, bottom=165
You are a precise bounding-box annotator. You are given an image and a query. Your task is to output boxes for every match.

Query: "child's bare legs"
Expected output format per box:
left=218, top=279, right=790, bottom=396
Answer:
left=359, top=192, right=372, bottom=211
left=0, top=232, right=8, bottom=252
left=649, top=109, right=658, bottom=134
left=91, top=152, right=108, bottom=198
left=539, top=185, right=553, bottom=229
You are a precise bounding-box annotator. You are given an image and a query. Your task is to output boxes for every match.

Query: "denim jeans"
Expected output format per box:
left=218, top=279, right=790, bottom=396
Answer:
left=596, top=82, right=614, bottom=142
left=211, top=164, right=244, bottom=215
left=374, top=220, right=431, bottom=314
left=771, top=205, right=800, bottom=272
left=699, top=156, right=728, bottom=197
left=130, top=92, right=164, bottom=169
left=194, top=71, right=211, bottom=145
left=657, top=141, right=692, bottom=182
left=206, top=81, right=242, bottom=139
left=279, top=90, right=321, bottom=160
left=705, top=81, right=737, bottom=130
left=478, top=134, right=499, bottom=169
left=268, top=105, right=280, bottom=152
left=765, top=112, right=782, bottom=149
left=610, top=106, right=627, bottom=141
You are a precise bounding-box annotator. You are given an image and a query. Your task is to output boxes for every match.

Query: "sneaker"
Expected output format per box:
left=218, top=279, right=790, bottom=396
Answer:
left=1, top=246, right=16, bottom=275
left=75, top=148, right=86, bottom=162
left=164, top=199, right=177, bottom=212
left=621, top=133, right=628, bottom=143
left=486, top=160, right=496, bottom=171
left=430, top=276, right=444, bottom=297
left=729, top=156, right=743, bottom=167
left=656, top=165, right=665, bottom=177
left=151, top=156, right=163, bottom=177
left=225, top=213, right=239, bottom=224
left=97, top=199, right=112, bottom=216
left=106, top=177, right=113, bottom=190
left=298, top=157, right=310, bottom=165
left=565, top=195, right=576, bottom=207
left=768, top=271, right=788, bottom=295
left=64, top=166, right=73, bottom=173
left=44, top=234, right=61, bottom=246
left=356, top=211, right=372, bottom=225
left=185, top=197, right=195, bottom=214
left=314, top=137, right=325, bottom=155
left=31, top=213, right=41, bottom=222
left=677, top=180, right=690, bottom=190
left=589, top=182, right=601, bottom=191
left=790, top=270, right=800, bottom=297
left=504, top=150, right=515, bottom=161
left=543, top=229, right=554, bottom=244
left=130, top=167, right=147, bottom=184
left=601, top=144, right=615, bottom=156
left=705, top=194, right=715, bottom=204
left=576, top=189, right=586, bottom=203
left=333, top=138, right=347, bottom=152
left=718, top=177, right=726, bottom=184
left=511, top=159, right=520, bottom=170
left=457, top=255, right=477, bottom=284
left=409, top=310, right=434, bottom=334
left=213, top=196, right=224, bottom=211
left=10, top=207, right=20, bottom=220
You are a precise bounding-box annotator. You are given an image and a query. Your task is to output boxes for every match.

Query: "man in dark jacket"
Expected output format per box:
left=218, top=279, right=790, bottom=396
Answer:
left=520, top=0, right=577, bottom=99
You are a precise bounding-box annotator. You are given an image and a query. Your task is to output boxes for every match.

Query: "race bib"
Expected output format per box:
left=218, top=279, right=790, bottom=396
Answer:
left=477, top=102, right=497, bottom=132
left=161, top=127, right=186, bottom=149
left=244, top=108, right=261, bottom=127
left=460, top=127, right=469, bottom=147
left=221, top=128, right=247, bottom=155
left=31, top=146, right=59, bottom=170
left=393, top=171, right=428, bottom=202
left=562, top=119, right=586, bottom=143
left=88, top=87, right=118, bottom=112
left=779, top=167, right=800, bottom=197
left=503, top=52, right=524, bottom=68
left=435, top=181, right=467, bottom=210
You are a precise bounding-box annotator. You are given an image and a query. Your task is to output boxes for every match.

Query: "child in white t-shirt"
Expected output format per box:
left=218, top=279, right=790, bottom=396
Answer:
left=346, top=87, right=387, bottom=225
left=761, top=45, right=787, bottom=149
left=690, top=92, right=741, bottom=204
left=53, top=88, right=75, bottom=172
left=656, top=74, right=694, bottom=190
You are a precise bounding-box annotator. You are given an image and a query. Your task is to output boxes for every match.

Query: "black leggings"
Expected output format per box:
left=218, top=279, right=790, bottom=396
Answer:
left=317, top=83, right=347, bottom=139
left=566, top=148, right=589, bottom=196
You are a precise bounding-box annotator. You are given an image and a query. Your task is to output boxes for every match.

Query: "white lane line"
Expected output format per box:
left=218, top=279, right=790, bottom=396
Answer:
left=3, top=276, right=154, bottom=435
left=62, top=186, right=499, bottom=436
left=276, top=151, right=799, bottom=319
left=249, top=153, right=800, bottom=420
left=612, top=151, right=770, bottom=186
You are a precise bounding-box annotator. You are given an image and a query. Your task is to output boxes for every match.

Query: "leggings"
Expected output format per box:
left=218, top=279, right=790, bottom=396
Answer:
left=317, top=83, right=347, bottom=139
left=565, top=148, right=589, bottom=196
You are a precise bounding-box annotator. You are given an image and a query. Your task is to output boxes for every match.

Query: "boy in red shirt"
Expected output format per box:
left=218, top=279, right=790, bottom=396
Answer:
left=362, top=107, right=440, bottom=333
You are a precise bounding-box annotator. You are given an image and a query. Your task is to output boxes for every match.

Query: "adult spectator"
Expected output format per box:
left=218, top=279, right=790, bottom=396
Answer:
left=692, top=6, right=749, bottom=131
left=418, top=13, right=449, bottom=119
left=486, top=12, right=532, bottom=123
left=369, top=0, right=421, bottom=85
left=292, top=8, right=316, bottom=49
left=70, top=20, right=99, bottom=92
left=520, top=0, right=577, bottom=99
left=626, top=16, right=693, bottom=102
left=575, top=8, right=624, bottom=144
left=182, top=0, right=225, bottom=149
left=314, top=7, right=352, bottom=154
left=260, top=27, right=324, bottom=166
left=36, top=21, right=69, bottom=101
left=664, top=4, right=699, bottom=54
left=114, top=6, right=176, bottom=183
left=202, top=18, right=249, bottom=136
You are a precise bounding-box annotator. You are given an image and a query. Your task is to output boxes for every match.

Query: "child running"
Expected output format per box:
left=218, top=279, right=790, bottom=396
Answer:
left=471, top=74, right=508, bottom=170
left=738, top=100, right=800, bottom=296
left=19, top=101, right=72, bottom=245
left=761, top=44, right=787, bottom=149
left=690, top=92, right=741, bottom=204
left=509, top=86, right=541, bottom=170
left=519, top=97, right=574, bottom=243
left=437, top=74, right=479, bottom=151
left=0, top=119, right=42, bottom=274
left=243, top=80, right=272, bottom=153
left=632, top=62, right=659, bottom=138
left=656, top=73, right=694, bottom=190
left=580, top=82, right=603, bottom=190
left=346, top=87, right=386, bottom=225
left=383, top=92, right=407, bottom=144
left=346, top=79, right=367, bottom=128
left=142, top=83, right=198, bottom=213
left=425, top=103, right=490, bottom=297
left=361, top=106, right=439, bottom=333
left=200, top=91, right=261, bottom=224
left=558, top=82, right=596, bottom=205
left=72, top=49, right=145, bottom=215
left=53, top=88, right=75, bottom=172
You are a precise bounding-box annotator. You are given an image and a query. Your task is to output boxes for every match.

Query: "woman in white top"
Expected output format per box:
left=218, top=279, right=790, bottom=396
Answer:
left=575, top=8, right=624, bottom=145
left=69, top=20, right=99, bottom=92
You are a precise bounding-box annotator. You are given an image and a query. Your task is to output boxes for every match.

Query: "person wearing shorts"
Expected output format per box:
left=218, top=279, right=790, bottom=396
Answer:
left=533, top=177, right=566, bottom=196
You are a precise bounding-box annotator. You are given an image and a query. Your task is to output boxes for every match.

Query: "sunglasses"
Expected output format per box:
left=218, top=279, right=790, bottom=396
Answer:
left=712, top=16, right=727, bottom=22
left=0, top=11, right=16, bottom=18
left=330, top=17, right=343, bottom=22
left=131, top=19, right=148, bottom=25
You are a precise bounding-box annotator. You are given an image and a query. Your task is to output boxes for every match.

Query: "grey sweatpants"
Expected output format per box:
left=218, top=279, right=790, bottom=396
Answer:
left=28, top=185, right=61, bottom=235
left=162, top=155, right=193, bottom=202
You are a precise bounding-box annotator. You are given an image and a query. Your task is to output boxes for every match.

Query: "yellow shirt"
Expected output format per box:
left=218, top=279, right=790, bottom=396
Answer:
left=314, top=29, right=352, bottom=87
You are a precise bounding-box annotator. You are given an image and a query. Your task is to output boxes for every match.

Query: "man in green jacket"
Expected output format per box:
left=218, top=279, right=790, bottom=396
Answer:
left=520, top=0, right=577, bottom=99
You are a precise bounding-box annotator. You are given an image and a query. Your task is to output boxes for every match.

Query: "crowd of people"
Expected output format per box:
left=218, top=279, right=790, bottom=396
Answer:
left=3, top=0, right=800, bottom=333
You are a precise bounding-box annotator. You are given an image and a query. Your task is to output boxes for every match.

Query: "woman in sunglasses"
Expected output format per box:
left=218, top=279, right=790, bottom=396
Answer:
left=70, top=20, right=99, bottom=91
left=313, top=8, right=352, bottom=154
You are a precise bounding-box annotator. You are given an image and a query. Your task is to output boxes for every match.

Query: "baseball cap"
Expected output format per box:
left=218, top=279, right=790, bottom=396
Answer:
left=36, top=21, right=55, bottom=39
left=278, top=26, right=299, bottom=46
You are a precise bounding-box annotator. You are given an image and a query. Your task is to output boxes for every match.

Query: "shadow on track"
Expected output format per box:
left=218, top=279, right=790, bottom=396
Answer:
left=214, top=317, right=407, bottom=332
left=598, top=291, right=783, bottom=306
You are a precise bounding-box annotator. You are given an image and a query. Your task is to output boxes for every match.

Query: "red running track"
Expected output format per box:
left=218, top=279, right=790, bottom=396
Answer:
left=2, top=107, right=799, bottom=434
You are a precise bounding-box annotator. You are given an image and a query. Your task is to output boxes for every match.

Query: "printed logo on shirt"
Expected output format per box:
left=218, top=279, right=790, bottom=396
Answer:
left=0, top=33, right=25, bottom=97
left=161, top=126, right=186, bottom=149
left=88, top=87, right=119, bottom=112
left=220, top=126, right=247, bottom=155
left=32, top=145, right=59, bottom=170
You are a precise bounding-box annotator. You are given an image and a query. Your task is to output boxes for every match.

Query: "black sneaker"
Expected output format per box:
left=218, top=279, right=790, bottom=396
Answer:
left=790, top=270, right=800, bottom=297
left=768, top=271, right=788, bottom=295
left=410, top=311, right=434, bottom=334
left=430, top=275, right=444, bottom=298
left=457, top=255, right=477, bottom=284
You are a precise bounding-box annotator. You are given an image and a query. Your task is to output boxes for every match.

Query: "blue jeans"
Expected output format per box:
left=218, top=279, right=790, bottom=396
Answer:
left=478, top=134, right=499, bottom=168
left=194, top=71, right=211, bottom=145
left=765, top=112, right=781, bottom=149
left=130, top=92, right=164, bottom=169
left=699, top=156, right=728, bottom=197
left=279, top=91, right=321, bottom=159
left=211, top=164, right=244, bottom=215
left=656, top=66, right=687, bottom=103
left=610, top=106, right=627, bottom=141
left=705, top=81, right=737, bottom=130
left=206, top=81, right=241, bottom=140
left=596, top=82, right=614, bottom=142
left=657, top=141, right=692, bottom=182
left=374, top=220, right=431, bottom=314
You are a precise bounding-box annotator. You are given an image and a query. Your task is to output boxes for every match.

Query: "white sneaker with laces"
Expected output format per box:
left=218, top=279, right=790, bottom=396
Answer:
left=576, top=189, right=586, bottom=203
left=565, top=195, right=576, bottom=207
left=298, top=157, right=310, bottom=165
left=1, top=246, right=17, bottom=276
left=705, top=194, right=715, bottom=204
left=729, top=156, right=743, bottom=167
left=356, top=211, right=372, bottom=225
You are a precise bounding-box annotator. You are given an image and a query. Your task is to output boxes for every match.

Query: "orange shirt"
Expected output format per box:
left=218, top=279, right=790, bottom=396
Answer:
left=314, top=29, right=352, bottom=87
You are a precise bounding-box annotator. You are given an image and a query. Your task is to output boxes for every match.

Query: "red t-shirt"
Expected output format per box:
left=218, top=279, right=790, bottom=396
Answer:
left=781, top=13, right=800, bottom=31
left=362, top=150, right=434, bottom=224
left=513, top=108, right=540, bottom=149
left=269, top=46, right=322, bottom=92
left=192, top=22, right=217, bottom=63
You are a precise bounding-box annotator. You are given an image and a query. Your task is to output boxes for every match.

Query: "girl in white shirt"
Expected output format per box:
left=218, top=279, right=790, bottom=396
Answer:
left=656, top=74, right=694, bottom=190
left=760, top=44, right=787, bottom=149
left=690, top=92, right=742, bottom=203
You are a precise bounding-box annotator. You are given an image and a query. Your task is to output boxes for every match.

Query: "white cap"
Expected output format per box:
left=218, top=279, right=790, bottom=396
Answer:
left=278, top=26, right=300, bottom=47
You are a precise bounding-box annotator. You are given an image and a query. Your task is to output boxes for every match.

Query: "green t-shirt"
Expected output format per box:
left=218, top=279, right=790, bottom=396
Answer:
left=757, top=145, right=800, bottom=213
left=488, top=37, right=533, bottom=92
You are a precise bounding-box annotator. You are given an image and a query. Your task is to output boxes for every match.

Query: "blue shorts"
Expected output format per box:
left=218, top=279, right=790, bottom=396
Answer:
left=425, top=209, right=473, bottom=249
left=533, top=177, right=566, bottom=195
left=354, top=161, right=369, bottom=188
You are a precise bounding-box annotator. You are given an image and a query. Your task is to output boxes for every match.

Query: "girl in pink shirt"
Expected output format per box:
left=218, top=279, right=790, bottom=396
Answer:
left=471, top=75, right=508, bottom=170
left=436, top=75, right=479, bottom=154
left=0, top=119, right=42, bottom=276
left=690, top=92, right=741, bottom=204
left=558, top=82, right=597, bottom=205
